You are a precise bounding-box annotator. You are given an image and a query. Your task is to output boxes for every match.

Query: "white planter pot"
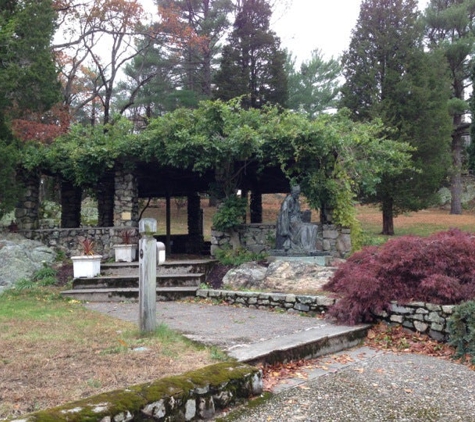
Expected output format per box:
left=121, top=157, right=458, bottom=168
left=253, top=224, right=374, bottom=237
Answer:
left=71, top=255, right=102, bottom=278
left=113, top=244, right=138, bottom=262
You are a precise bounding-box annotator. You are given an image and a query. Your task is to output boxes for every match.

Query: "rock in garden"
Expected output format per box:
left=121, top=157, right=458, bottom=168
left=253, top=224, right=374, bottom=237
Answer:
left=222, top=259, right=338, bottom=293
left=0, top=233, right=56, bottom=291
left=262, top=260, right=336, bottom=292
left=222, top=262, right=267, bottom=289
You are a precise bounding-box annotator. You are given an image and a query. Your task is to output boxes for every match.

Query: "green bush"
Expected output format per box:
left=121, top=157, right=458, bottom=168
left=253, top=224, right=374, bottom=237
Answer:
left=12, top=266, right=59, bottom=292
left=214, top=246, right=266, bottom=266
left=33, top=266, right=57, bottom=282
left=448, top=300, right=475, bottom=364
left=212, top=195, right=247, bottom=232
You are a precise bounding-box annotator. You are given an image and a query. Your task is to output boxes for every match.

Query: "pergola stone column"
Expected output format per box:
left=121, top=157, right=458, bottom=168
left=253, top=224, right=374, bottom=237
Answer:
left=114, top=167, right=139, bottom=227
left=61, top=180, right=82, bottom=228
left=15, top=172, right=40, bottom=230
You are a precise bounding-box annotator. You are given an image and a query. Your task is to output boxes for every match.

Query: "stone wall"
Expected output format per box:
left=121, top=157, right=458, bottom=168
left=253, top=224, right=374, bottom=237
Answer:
left=211, top=223, right=351, bottom=258
left=114, top=169, right=139, bottom=227
left=7, top=362, right=262, bottom=422
left=374, top=302, right=454, bottom=342
left=197, top=289, right=453, bottom=342
left=197, top=289, right=336, bottom=314
left=15, top=173, right=40, bottom=230
left=20, top=227, right=139, bottom=259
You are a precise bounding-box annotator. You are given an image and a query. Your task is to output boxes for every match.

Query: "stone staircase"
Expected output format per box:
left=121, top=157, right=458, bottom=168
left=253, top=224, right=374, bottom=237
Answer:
left=61, top=259, right=217, bottom=302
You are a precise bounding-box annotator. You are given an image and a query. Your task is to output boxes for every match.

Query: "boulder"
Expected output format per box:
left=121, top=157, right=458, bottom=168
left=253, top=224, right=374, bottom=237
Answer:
left=263, top=260, right=335, bottom=292
left=222, top=259, right=338, bottom=293
left=222, top=262, right=267, bottom=289
left=0, top=233, right=56, bottom=292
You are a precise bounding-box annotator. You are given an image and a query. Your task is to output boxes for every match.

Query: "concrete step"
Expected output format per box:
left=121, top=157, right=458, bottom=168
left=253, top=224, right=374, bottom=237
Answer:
left=72, top=273, right=205, bottom=289
left=227, top=323, right=370, bottom=366
left=61, top=287, right=199, bottom=302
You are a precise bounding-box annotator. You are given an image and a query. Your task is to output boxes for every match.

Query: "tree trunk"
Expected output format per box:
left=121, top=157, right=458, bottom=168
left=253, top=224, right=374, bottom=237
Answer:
left=381, top=197, right=394, bottom=235
left=450, top=118, right=463, bottom=215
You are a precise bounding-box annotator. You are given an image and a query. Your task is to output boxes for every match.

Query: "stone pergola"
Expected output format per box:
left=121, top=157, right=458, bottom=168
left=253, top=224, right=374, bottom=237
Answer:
left=14, top=160, right=294, bottom=256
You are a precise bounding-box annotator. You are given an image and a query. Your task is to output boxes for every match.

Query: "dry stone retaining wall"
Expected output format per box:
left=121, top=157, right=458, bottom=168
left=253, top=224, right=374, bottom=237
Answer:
left=6, top=362, right=262, bottom=422
left=197, top=289, right=454, bottom=342
left=20, top=227, right=138, bottom=259
left=374, top=302, right=454, bottom=342
left=211, top=223, right=351, bottom=258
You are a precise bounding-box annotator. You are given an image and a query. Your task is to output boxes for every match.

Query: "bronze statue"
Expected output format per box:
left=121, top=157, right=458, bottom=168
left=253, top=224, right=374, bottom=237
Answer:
left=276, top=185, right=318, bottom=253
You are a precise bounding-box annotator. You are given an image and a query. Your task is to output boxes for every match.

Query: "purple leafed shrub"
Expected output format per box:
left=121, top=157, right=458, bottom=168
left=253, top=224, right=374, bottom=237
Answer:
left=323, top=229, right=475, bottom=325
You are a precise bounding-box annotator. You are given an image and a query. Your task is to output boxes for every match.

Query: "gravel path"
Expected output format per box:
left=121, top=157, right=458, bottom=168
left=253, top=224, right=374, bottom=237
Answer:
left=225, top=352, right=475, bottom=422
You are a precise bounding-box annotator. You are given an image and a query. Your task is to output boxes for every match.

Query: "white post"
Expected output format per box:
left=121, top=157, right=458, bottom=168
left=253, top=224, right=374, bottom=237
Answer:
left=139, top=218, right=157, bottom=332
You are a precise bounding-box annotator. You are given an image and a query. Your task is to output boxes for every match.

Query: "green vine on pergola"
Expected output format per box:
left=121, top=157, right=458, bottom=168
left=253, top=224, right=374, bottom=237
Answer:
left=21, top=99, right=414, bottom=242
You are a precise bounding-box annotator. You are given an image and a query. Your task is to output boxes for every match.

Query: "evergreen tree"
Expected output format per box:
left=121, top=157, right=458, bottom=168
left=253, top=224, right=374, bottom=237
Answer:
left=115, top=40, right=180, bottom=122
left=155, top=0, right=233, bottom=102
left=213, top=0, right=288, bottom=108
left=286, top=49, right=341, bottom=116
left=0, top=0, right=60, bottom=133
left=424, top=0, right=475, bottom=215
left=0, top=0, right=59, bottom=219
left=340, top=0, right=452, bottom=235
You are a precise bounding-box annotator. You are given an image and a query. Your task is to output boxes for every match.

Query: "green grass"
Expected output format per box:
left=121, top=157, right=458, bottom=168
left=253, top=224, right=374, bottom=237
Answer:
left=357, top=206, right=475, bottom=248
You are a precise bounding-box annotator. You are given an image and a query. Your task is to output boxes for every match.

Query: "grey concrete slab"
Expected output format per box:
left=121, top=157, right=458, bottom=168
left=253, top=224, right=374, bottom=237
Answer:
left=85, top=301, right=370, bottom=365
left=228, top=324, right=370, bottom=364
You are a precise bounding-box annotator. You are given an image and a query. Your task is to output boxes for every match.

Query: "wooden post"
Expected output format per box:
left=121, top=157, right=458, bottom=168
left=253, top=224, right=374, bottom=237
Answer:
left=166, top=193, right=171, bottom=255
left=139, top=218, right=157, bottom=332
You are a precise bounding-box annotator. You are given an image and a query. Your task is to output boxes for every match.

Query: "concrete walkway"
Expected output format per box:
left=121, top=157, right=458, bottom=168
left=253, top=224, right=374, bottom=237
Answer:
left=85, top=301, right=475, bottom=421
left=85, top=300, right=369, bottom=365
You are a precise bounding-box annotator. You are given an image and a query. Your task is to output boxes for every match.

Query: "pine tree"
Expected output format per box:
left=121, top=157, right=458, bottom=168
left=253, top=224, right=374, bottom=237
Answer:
left=0, top=0, right=60, bottom=130
left=424, top=0, right=475, bottom=215
left=0, top=0, right=60, bottom=219
left=155, top=0, right=233, bottom=101
left=340, top=0, right=452, bottom=235
left=286, top=49, right=341, bottom=116
left=213, top=0, right=288, bottom=108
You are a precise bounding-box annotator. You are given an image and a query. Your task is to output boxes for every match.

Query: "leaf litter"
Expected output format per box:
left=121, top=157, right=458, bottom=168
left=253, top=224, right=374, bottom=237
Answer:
left=259, top=322, right=474, bottom=392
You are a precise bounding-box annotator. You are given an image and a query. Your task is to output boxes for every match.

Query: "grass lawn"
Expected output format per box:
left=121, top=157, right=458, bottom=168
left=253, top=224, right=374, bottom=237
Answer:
left=140, top=195, right=475, bottom=241
left=357, top=204, right=475, bottom=241
left=3, top=200, right=475, bottom=419
left=0, top=287, right=220, bottom=420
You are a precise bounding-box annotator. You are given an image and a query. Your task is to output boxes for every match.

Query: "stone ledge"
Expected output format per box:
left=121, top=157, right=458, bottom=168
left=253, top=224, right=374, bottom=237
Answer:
left=197, top=290, right=455, bottom=343
left=198, top=289, right=336, bottom=314
left=6, top=362, right=262, bottom=422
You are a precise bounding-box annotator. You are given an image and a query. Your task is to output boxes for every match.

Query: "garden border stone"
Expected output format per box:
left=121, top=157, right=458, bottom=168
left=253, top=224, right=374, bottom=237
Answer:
left=5, top=362, right=262, bottom=422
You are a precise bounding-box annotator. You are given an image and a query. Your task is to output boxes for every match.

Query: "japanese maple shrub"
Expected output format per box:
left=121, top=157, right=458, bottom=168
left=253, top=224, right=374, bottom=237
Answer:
left=323, top=229, right=475, bottom=325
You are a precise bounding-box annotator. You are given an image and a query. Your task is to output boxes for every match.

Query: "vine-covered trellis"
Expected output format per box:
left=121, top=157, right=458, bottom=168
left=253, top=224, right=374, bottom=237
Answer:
left=20, top=99, right=413, bottom=245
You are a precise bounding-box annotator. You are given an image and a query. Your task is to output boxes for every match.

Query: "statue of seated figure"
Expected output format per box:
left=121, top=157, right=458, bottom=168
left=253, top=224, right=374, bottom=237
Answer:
left=275, top=185, right=318, bottom=254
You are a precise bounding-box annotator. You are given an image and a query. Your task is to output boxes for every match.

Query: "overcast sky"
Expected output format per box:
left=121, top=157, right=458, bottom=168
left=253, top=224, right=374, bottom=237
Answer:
left=272, top=0, right=431, bottom=63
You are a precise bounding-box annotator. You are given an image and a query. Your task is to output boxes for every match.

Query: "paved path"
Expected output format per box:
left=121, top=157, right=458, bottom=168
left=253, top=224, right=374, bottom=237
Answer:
left=85, top=301, right=475, bottom=421
left=85, top=301, right=341, bottom=350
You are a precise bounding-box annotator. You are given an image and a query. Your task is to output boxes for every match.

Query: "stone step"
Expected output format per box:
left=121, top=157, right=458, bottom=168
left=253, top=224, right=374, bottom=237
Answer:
left=227, top=324, right=370, bottom=366
left=102, top=259, right=217, bottom=276
left=72, top=273, right=205, bottom=289
left=61, top=287, right=199, bottom=302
